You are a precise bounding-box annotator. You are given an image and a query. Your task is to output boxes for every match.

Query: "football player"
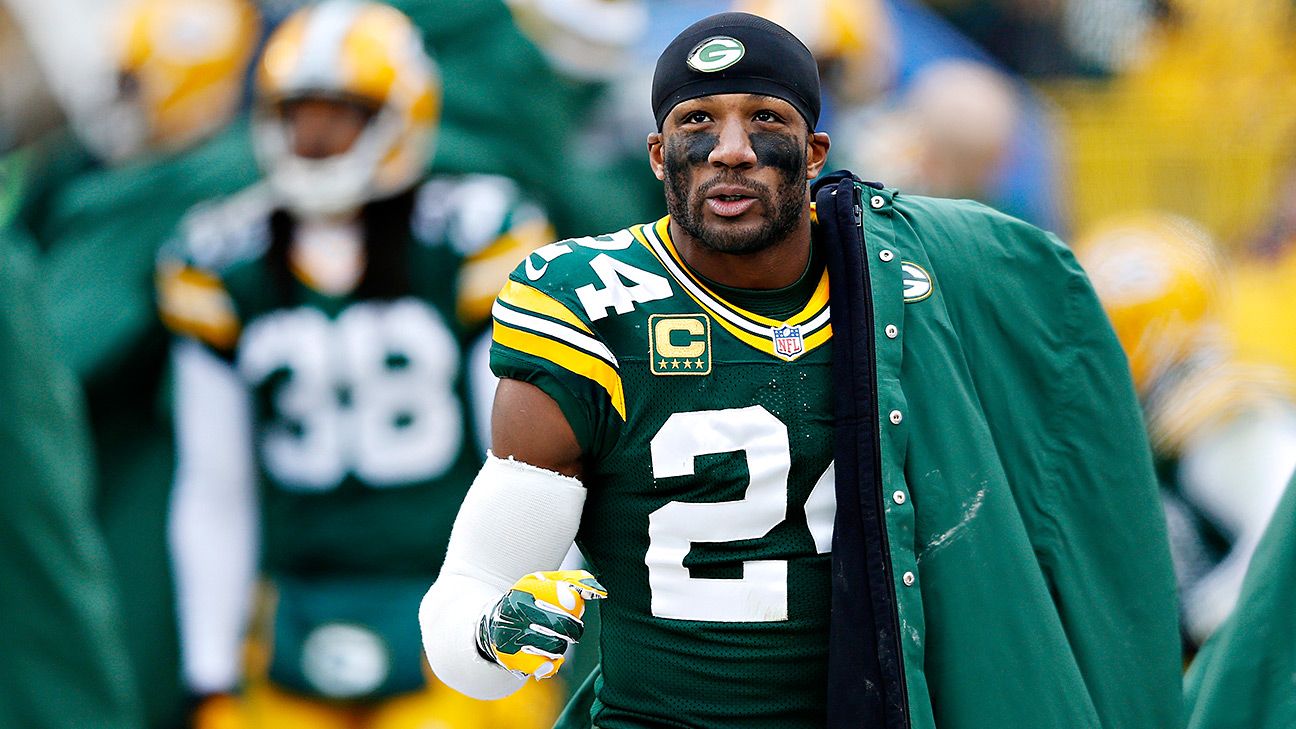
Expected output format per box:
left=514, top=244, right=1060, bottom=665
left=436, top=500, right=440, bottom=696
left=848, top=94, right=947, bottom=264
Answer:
left=157, top=2, right=558, bottom=727
left=1074, top=212, right=1296, bottom=649
left=420, top=11, right=1180, bottom=729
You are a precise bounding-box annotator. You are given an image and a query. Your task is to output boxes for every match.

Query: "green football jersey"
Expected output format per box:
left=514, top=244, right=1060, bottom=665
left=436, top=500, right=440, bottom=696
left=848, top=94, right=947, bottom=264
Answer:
left=162, top=175, right=549, bottom=579
left=491, top=217, right=836, bottom=728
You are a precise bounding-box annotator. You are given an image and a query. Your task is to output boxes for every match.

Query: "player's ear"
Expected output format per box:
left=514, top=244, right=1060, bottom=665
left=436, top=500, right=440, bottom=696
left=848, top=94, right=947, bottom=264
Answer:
left=806, top=131, right=830, bottom=180
left=647, top=132, right=666, bottom=181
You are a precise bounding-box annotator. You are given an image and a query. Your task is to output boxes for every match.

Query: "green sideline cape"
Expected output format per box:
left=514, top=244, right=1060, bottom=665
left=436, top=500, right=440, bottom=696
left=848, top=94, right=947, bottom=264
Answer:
left=0, top=155, right=142, bottom=729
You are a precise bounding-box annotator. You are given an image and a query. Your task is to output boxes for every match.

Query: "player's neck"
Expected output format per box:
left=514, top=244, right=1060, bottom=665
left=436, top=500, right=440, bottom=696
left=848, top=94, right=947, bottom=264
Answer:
left=668, top=214, right=813, bottom=291
left=290, top=218, right=366, bottom=296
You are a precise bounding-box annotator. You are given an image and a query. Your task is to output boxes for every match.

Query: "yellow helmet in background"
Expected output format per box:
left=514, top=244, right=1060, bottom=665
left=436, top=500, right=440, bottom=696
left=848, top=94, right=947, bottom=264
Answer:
left=102, top=0, right=259, bottom=161
left=254, top=0, right=439, bottom=217
left=1073, top=212, right=1225, bottom=393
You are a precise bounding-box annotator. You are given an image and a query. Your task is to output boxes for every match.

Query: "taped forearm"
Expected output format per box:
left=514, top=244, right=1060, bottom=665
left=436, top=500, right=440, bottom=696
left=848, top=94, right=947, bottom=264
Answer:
left=419, top=454, right=585, bottom=699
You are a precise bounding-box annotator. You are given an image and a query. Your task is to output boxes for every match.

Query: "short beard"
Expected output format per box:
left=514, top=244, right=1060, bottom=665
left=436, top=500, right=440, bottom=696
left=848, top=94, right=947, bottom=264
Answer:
left=662, top=137, right=808, bottom=255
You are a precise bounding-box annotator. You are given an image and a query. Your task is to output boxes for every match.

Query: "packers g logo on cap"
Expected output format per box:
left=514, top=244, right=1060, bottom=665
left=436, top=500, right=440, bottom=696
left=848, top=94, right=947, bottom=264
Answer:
left=687, top=36, right=745, bottom=72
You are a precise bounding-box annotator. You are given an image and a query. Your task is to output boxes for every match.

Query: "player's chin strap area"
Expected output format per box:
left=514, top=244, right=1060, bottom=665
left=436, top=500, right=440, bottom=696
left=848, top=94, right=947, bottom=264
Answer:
left=419, top=454, right=586, bottom=699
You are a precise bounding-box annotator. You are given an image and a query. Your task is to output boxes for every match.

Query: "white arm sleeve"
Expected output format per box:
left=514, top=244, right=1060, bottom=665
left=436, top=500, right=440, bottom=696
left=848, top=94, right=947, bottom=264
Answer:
left=168, top=340, right=259, bottom=694
left=419, top=454, right=586, bottom=699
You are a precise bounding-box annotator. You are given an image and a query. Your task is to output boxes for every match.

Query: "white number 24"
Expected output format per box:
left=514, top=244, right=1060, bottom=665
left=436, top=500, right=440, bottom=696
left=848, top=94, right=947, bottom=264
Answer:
left=646, top=406, right=835, bottom=622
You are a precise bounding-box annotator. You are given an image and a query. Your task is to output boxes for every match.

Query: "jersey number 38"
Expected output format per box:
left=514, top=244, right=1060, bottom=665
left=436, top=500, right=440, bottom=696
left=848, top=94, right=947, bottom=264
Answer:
left=238, top=299, right=462, bottom=491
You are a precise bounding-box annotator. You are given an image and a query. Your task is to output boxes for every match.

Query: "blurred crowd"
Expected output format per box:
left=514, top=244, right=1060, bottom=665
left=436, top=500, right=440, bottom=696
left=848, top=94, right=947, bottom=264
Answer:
left=3, top=0, right=1296, bottom=727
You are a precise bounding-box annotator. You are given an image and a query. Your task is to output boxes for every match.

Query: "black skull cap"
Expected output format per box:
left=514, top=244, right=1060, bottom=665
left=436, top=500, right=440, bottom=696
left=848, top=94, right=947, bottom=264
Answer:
left=651, top=12, right=821, bottom=131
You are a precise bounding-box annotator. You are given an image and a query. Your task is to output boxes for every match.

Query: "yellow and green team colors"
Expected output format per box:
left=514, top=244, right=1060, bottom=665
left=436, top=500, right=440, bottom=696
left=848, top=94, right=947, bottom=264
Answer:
left=500, top=185, right=1181, bottom=729
left=478, top=570, right=607, bottom=680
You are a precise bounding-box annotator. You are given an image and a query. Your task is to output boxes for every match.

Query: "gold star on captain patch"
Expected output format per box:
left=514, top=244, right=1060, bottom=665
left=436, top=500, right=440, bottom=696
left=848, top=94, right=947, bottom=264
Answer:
left=682, top=360, right=693, bottom=369
left=671, top=360, right=680, bottom=369
left=658, top=359, right=668, bottom=369
left=694, top=359, right=705, bottom=369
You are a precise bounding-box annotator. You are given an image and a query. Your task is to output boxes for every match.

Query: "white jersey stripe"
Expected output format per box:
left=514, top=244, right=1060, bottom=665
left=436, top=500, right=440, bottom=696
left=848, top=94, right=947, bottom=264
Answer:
left=641, top=222, right=831, bottom=337
left=492, top=300, right=618, bottom=367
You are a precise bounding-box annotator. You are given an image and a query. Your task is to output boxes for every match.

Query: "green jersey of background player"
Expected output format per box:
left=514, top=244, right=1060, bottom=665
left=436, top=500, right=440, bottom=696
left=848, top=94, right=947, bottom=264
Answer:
left=158, top=4, right=559, bottom=725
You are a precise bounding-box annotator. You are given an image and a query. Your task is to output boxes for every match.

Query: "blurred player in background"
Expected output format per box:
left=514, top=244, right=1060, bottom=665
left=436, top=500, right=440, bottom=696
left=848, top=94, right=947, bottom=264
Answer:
left=840, top=59, right=1020, bottom=210
left=156, top=2, right=558, bottom=727
left=1074, top=212, right=1296, bottom=650
left=2, top=0, right=262, bottom=725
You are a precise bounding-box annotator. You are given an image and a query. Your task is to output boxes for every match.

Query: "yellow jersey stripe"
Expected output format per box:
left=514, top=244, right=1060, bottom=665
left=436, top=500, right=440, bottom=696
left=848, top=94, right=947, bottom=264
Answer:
left=457, top=220, right=556, bottom=326
left=493, top=322, right=627, bottom=420
left=650, top=217, right=831, bottom=330
left=493, top=299, right=616, bottom=364
left=633, top=219, right=832, bottom=359
left=497, top=280, right=593, bottom=334
left=155, top=263, right=241, bottom=351
left=804, top=323, right=832, bottom=351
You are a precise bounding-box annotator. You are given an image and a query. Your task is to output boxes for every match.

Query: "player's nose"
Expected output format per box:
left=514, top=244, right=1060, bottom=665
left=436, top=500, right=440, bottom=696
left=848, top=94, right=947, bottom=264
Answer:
left=708, top=118, right=757, bottom=170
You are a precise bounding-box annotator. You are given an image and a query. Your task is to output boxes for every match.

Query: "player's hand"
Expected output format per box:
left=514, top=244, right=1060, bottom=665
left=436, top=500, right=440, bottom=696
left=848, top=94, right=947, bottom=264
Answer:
left=476, top=569, right=607, bottom=680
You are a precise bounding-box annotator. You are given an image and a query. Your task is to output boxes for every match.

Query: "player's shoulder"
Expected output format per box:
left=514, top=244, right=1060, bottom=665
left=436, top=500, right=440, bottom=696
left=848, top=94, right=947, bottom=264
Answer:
left=165, top=182, right=276, bottom=273
left=157, top=184, right=275, bottom=349
left=410, top=173, right=547, bottom=256
left=489, top=221, right=679, bottom=339
left=498, top=221, right=669, bottom=324
left=491, top=222, right=664, bottom=434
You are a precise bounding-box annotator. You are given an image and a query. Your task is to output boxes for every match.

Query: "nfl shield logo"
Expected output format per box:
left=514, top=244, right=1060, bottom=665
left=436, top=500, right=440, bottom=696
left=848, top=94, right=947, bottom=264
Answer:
left=772, top=325, right=805, bottom=360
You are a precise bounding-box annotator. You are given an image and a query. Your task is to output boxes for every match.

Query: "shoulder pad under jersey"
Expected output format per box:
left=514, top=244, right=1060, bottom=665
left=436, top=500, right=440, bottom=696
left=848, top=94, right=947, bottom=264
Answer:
left=412, top=174, right=547, bottom=257
left=169, top=183, right=276, bottom=272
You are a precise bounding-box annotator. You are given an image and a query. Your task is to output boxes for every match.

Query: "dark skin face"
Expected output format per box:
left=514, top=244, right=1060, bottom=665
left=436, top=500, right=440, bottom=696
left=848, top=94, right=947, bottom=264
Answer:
left=280, top=98, right=373, bottom=159
left=648, top=93, right=831, bottom=289
left=492, top=95, right=831, bottom=477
